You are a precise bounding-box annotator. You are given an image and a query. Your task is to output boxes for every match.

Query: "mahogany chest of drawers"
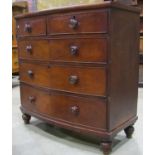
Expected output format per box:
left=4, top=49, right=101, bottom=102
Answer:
left=15, top=2, right=140, bottom=154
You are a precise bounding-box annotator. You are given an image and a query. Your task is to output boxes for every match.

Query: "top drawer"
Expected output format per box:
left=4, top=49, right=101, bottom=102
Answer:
left=47, top=10, right=108, bottom=35
left=16, top=17, right=46, bottom=37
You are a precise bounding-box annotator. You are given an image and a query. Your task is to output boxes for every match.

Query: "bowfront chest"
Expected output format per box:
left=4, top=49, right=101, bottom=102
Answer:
left=16, top=2, right=140, bottom=154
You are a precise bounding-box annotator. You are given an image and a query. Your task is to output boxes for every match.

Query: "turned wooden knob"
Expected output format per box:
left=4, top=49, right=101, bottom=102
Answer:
left=69, top=75, right=78, bottom=85
left=26, top=45, right=32, bottom=53
left=70, top=106, right=79, bottom=116
left=24, top=23, right=32, bottom=33
left=28, top=96, right=36, bottom=103
left=70, top=46, right=78, bottom=55
left=27, top=70, right=34, bottom=77
left=69, top=16, right=78, bottom=29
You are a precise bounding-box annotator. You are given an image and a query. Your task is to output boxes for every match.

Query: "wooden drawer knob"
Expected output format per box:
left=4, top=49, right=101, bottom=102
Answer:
left=69, top=16, right=78, bottom=29
left=24, top=23, right=32, bottom=33
left=26, top=45, right=32, bottom=53
left=28, top=96, right=36, bottom=103
left=27, top=70, right=34, bottom=77
left=70, top=46, right=78, bottom=55
left=70, top=106, right=79, bottom=116
left=69, top=75, right=78, bottom=85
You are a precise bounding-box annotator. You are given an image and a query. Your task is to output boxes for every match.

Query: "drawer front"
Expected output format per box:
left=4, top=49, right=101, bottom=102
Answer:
left=21, top=84, right=107, bottom=129
left=49, top=38, right=107, bottom=62
left=20, top=63, right=107, bottom=96
left=47, top=10, right=108, bottom=35
left=18, top=40, right=49, bottom=60
left=18, top=38, right=107, bottom=63
left=16, top=17, right=46, bottom=37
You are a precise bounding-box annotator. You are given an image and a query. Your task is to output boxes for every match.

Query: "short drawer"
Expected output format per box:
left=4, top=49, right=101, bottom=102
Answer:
left=47, top=10, right=108, bottom=35
left=18, top=40, right=49, bottom=60
left=49, top=38, right=107, bottom=63
left=20, top=62, right=107, bottom=96
left=21, top=84, right=107, bottom=129
left=16, top=17, right=46, bottom=37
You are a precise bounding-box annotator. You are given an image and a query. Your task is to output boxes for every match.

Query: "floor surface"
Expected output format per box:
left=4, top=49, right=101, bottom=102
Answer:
left=12, top=86, right=143, bottom=155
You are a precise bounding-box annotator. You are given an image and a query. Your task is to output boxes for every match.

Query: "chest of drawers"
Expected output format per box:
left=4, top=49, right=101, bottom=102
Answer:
left=15, top=2, right=140, bottom=154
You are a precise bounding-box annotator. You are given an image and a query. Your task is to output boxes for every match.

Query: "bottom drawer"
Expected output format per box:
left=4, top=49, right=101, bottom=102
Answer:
left=20, top=84, right=107, bottom=129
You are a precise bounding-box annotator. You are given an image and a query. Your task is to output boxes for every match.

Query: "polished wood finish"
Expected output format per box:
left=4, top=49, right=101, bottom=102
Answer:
left=49, top=37, right=108, bottom=62
left=21, top=84, right=107, bottom=129
left=108, top=8, right=139, bottom=130
left=16, top=17, right=46, bottom=37
left=19, top=62, right=107, bottom=96
left=18, top=37, right=108, bottom=63
left=16, top=2, right=139, bottom=154
left=18, top=39, right=49, bottom=60
left=15, top=2, right=139, bottom=19
left=47, top=10, right=108, bottom=35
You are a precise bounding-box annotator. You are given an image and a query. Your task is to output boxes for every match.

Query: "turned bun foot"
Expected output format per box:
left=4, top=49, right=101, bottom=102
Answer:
left=100, top=141, right=113, bottom=155
left=124, top=125, right=134, bottom=139
left=22, top=114, right=31, bottom=124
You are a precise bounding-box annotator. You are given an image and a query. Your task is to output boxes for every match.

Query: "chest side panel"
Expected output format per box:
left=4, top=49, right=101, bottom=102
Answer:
left=108, top=9, right=139, bottom=131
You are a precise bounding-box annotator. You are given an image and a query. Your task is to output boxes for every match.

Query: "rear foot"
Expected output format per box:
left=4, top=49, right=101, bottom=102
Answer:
left=124, top=125, right=134, bottom=138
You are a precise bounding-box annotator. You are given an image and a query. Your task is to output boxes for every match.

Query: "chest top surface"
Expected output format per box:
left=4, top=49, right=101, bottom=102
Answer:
left=15, top=1, right=139, bottom=19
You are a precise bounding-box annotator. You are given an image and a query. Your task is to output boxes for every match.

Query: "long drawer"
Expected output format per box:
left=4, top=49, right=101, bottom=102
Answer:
left=20, top=62, right=107, bottom=96
left=47, top=10, right=108, bottom=35
left=18, top=38, right=107, bottom=63
left=21, top=84, right=107, bottom=129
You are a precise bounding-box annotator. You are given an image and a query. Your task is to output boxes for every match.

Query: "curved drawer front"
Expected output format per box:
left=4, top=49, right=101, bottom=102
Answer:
left=49, top=38, right=107, bottom=62
left=16, top=17, right=46, bottom=37
left=18, top=40, right=49, bottom=60
left=18, top=38, right=107, bottom=63
left=20, top=62, right=107, bottom=96
left=47, top=10, right=108, bottom=35
left=21, top=84, right=107, bottom=129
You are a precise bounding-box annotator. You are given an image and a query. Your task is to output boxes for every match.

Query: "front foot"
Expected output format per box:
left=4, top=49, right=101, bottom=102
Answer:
left=22, top=113, right=31, bottom=124
left=124, top=125, right=134, bottom=139
left=100, top=141, right=113, bottom=155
